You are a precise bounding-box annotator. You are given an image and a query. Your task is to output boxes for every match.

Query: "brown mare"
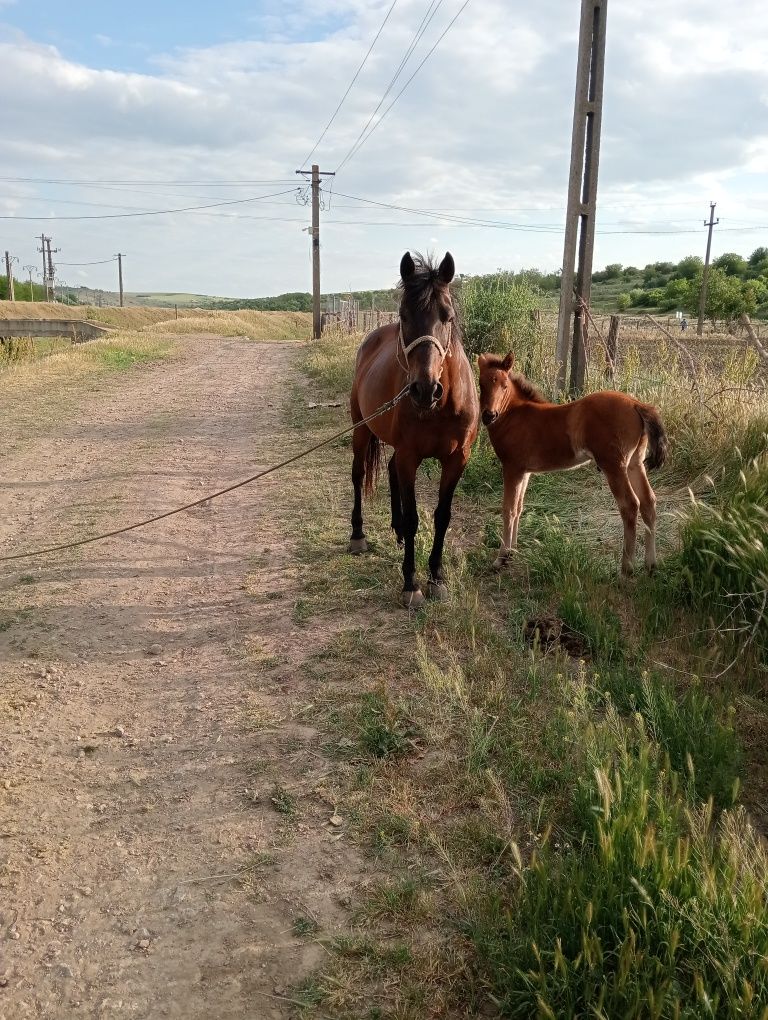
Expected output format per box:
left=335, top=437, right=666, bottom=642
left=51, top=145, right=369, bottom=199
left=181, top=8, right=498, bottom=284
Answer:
left=349, top=252, right=479, bottom=607
left=478, top=352, right=668, bottom=575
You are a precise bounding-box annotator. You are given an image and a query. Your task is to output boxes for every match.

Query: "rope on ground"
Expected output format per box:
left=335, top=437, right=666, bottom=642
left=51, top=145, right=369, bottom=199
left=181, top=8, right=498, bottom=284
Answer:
left=0, top=386, right=410, bottom=565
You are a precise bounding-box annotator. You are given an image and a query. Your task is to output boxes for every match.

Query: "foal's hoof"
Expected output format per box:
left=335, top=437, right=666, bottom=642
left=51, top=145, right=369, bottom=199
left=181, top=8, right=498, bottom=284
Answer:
left=427, top=579, right=449, bottom=602
left=348, top=538, right=368, bottom=555
left=401, top=588, right=425, bottom=610
left=492, top=553, right=512, bottom=572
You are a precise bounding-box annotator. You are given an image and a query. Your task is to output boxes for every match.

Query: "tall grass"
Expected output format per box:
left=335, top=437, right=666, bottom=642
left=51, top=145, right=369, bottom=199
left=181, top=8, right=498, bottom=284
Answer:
left=469, top=705, right=768, bottom=1020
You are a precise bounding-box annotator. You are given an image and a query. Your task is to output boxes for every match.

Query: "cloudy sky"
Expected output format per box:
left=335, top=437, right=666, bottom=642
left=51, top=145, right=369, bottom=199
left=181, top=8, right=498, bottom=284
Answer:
left=0, top=0, right=766, bottom=298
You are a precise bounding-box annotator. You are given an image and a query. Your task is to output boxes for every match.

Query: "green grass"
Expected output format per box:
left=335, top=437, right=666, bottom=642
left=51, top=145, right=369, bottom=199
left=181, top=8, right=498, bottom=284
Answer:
left=288, top=318, right=768, bottom=1019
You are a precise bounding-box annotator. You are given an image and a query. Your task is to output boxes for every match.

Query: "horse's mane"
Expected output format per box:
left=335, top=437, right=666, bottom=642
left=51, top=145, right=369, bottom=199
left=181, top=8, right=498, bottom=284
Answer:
left=482, top=356, right=547, bottom=403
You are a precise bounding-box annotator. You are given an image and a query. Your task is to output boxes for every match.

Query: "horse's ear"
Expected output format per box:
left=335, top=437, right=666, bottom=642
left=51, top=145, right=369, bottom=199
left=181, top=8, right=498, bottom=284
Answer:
left=438, top=251, right=455, bottom=284
left=501, top=352, right=515, bottom=371
left=477, top=353, right=489, bottom=370
left=400, top=251, right=416, bottom=281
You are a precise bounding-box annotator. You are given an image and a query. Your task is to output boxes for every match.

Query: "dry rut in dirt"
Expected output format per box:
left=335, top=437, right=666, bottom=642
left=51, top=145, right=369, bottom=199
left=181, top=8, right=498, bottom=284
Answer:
left=0, top=336, right=363, bottom=1019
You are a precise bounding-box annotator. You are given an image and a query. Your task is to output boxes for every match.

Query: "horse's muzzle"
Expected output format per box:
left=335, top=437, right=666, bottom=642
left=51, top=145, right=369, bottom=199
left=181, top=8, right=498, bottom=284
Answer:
left=409, top=380, right=443, bottom=408
left=482, top=409, right=499, bottom=427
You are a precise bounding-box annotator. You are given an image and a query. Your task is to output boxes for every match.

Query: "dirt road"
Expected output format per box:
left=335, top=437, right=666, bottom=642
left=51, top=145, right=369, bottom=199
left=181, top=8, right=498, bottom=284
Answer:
left=0, top=337, right=360, bottom=1018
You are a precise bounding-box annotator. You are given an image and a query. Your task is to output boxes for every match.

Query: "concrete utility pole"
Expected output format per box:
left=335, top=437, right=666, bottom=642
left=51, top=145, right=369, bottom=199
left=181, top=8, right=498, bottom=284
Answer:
left=38, top=234, right=59, bottom=301
left=555, top=0, right=608, bottom=395
left=5, top=251, right=16, bottom=301
left=23, top=265, right=36, bottom=301
left=697, top=201, right=718, bottom=336
left=115, top=253, right=125, bottom=307
left=295, top=164, right=335, bottom=339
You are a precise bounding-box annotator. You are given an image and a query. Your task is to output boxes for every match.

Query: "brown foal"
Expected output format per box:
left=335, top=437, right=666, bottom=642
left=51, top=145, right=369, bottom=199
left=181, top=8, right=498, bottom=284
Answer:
left=478, top=353, right=668, bottom=575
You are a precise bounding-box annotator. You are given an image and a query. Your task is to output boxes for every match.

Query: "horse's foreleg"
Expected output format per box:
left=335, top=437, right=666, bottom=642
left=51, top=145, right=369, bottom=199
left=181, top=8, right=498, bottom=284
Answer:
left=396, top=450, right=423, bottom=607
left=427, top=450, right=468, bottom=599
left=493, top=469, right=525, bottom=569
left=511, top=472, right=531, bottom=547
left=388, top=453, right=404, bottom=546
left=349, top=424, right=371, bottom=554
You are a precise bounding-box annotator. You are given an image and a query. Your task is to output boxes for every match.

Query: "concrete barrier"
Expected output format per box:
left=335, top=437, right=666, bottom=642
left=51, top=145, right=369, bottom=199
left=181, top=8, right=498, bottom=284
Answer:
left=0, top=319, right=112, bottom=343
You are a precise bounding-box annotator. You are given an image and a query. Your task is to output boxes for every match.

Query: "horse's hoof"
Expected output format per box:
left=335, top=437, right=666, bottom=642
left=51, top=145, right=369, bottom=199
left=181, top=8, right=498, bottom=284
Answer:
left=646, top=562, right=657, bottom=576
left=427, top=580, right=449, bottom=601
left=492, top=553, right=512, bottom=572
left=348, top=538, right=368, bottom=555
left=401, top=588, right=425, bottom=609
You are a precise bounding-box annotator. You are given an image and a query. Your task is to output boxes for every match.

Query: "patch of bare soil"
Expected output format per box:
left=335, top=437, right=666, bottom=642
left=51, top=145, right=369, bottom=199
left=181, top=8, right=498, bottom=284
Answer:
left=0, top=336, right=363, bottom=1018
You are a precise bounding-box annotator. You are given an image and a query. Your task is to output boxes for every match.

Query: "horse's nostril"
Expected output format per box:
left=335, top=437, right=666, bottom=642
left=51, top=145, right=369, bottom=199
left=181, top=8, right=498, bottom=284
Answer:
left=433, top=382, right=444, bottom=402
left=481, top=409, right=497, bottom=426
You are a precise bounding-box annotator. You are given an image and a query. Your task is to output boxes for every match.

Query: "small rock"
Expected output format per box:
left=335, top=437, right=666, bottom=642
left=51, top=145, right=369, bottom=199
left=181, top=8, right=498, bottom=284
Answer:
left=111, top=726, right=126, bottom=738
left=337, top=737, right=355, bottom=748
left=9, top=930, right=20, bottom=941
left=2, top=779, right=11, bottom=790
left=328, top=813, right=343, bottom=827
left=54, top=964, right=74, bottom=980
left=273, top=985, right=286, bottom=996
left=135, top=928, right=151, bottom=940
left=147, top=644, right=163, bottom=657
left=79, top=887, right=92, bottom=897
left=135, top=939, right=150, bottom=951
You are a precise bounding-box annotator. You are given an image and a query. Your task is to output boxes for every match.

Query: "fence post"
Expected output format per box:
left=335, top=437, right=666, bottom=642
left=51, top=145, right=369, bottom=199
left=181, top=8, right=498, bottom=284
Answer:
left=606, top=314, right=619, bottom=380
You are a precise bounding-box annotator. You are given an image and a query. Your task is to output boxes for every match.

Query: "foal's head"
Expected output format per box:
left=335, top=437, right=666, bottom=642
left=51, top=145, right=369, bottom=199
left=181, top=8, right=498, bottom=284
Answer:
left=478, top=352, right=545, bottom=426
left=398, top=251, right=457, bottom=410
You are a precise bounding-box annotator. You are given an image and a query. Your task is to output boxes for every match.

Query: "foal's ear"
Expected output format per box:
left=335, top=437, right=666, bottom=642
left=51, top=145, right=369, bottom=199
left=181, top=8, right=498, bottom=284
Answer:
left=438, top=251, right=455, bottom=284
left=400, top=251, right=416, bottom=281
left=501, top=352, right=515, bottom=371
left=477, top=352, right=490, bottom=370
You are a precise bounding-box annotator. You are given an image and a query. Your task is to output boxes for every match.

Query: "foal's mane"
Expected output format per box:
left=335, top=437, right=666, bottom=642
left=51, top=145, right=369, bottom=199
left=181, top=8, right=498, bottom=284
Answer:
left=482, top=355, right=547, bottom=403
left=398, top=251, right=461, bottom=345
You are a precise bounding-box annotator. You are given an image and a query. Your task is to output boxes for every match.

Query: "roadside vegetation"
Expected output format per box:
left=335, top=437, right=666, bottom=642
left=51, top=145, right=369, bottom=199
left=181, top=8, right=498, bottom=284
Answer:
left=289, top=277, right=768, bottom=1018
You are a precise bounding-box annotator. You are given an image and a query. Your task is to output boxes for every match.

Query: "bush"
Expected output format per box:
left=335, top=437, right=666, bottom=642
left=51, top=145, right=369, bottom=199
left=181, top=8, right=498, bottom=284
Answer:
left=459, top=273, right=540, bottom=367
left=616, top=292, right=631, bottom=312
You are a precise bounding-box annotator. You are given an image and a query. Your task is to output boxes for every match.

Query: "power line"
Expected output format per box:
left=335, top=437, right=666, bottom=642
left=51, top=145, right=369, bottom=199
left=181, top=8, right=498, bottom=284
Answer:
left=57, top=258, right=119, bottom=266
left=334, top=0, right=446, bottom=174
left=0, top=177, right=296, bottom=186
left=0, top=188, right=298, bottom=221
left=300, top=0, right=400, bottom=169
left=336, top=0, right=472, bottom=173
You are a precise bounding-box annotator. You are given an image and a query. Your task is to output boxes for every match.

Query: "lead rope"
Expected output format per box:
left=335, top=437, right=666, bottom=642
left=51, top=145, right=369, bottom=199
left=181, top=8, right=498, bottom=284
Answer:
left=0, top=384, right=410, bottom=565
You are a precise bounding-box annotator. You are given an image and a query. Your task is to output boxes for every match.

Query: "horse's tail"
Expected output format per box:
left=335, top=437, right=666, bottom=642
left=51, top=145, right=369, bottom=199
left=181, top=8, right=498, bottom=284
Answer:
left=636, top=403, right=668, bottom=470
left=363, top=433, right=383, bottom=497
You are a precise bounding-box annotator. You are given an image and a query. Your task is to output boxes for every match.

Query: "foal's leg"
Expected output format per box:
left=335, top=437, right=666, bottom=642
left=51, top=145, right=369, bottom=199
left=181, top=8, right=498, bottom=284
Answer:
left=510, top=472, right=531, bottom=548
left=388, top=453, right=404, bottom=546
left=602, top=463, right=640, bottom=576
left=349, top=424, right=372, bottom=554
left=493, top=468, right=525, bottom=569
left=628, top=460, right=657, bottom=573
left=427, top=449, right=469, bottom=599
left=396, top=449, right=424, bottom=608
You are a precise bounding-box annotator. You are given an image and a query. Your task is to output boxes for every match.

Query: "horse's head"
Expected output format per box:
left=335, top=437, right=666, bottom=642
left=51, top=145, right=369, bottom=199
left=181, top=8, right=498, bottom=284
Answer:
left=478, top=352, right=515, bottom=426
left=398, top=251, right=456, bottom=410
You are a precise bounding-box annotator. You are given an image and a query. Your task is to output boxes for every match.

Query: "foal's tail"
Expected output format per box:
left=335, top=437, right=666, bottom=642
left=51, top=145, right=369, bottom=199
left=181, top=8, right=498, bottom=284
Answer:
left=636, top=403, right=669, bottom=470
left=363, top=433, right=383, bottom=497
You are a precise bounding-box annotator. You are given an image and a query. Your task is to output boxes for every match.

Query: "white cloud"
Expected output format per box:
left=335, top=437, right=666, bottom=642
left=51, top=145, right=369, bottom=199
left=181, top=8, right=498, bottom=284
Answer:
left=0, top=1, right=766, bottom=297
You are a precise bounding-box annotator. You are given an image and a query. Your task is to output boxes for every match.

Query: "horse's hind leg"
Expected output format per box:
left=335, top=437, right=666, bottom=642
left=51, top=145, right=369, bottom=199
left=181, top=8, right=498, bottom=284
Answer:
left=388, top=453, right=404, bottom=546
left=602, top=463, right=640, bottom=576
left=628, top=460, right=657, bottom=573
left=349, top=422, right=371, bottom=554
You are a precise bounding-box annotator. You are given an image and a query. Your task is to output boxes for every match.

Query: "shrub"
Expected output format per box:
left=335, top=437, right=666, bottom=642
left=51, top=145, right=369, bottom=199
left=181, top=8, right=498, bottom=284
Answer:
left=459, top=273, right=541, bottom=367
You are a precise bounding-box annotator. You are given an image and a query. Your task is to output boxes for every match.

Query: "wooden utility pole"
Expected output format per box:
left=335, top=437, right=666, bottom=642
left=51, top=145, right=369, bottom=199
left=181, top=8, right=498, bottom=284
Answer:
left=697, top=202, right=718, bottom=336
left=555, top=0, right=608, bottom=395
left=115, top=253, right=124, bottom=307
left=295, top=164, right=335, bottom=339
left=4, top=251, right=15, bottom=301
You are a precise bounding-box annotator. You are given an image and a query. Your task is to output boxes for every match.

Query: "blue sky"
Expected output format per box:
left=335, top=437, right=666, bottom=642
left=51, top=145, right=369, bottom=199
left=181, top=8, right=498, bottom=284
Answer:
left=1, top=1, right=337, bottom=69
left=0, top=0, right=766, bottom=297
